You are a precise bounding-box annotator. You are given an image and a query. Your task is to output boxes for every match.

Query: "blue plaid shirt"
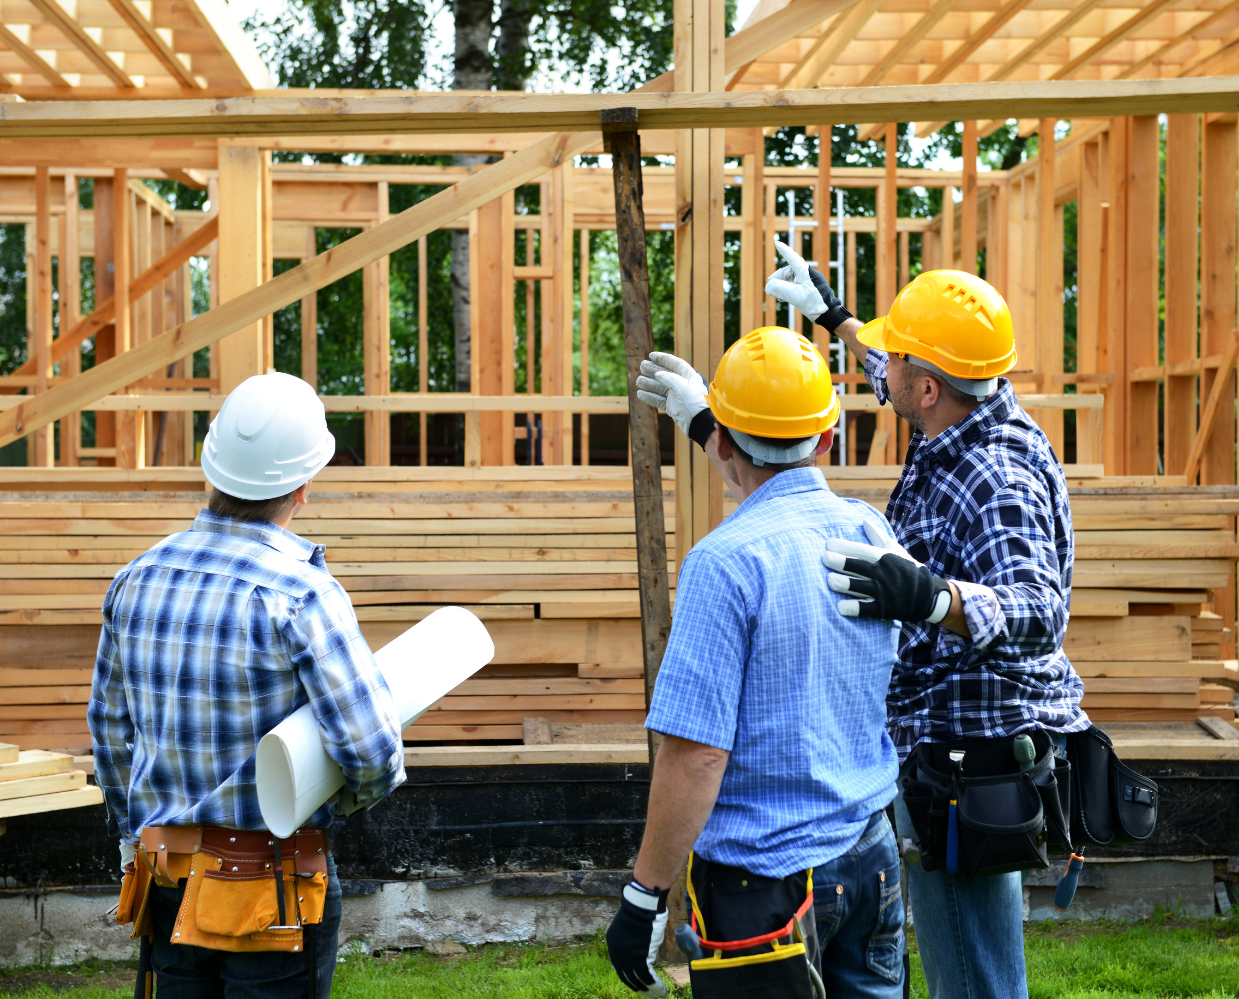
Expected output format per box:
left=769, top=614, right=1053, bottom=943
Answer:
left=646, top=467, right=901, bottom=879
left=89, top=510, right=406, bottom=841
left=864, top=350, right=1089, bottom=761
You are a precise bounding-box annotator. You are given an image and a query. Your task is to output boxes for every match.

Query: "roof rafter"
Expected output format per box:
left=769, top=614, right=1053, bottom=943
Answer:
left=0, top=23, right=71, bottom=88
left=857, top=0, right=966, bottom=88
left=1180, top=19, right=1239, bottom=73
left=27, top=0, right=136, bottom=88
left=779, top=0, right=884, bottom=89
left=986, top=0, right=1111, bottom=84
left=1118, top=0, right=1239, bottom=78
left=105, top=0, right=199, bottom=89
left=1051, top=0, right=1184, bottom=79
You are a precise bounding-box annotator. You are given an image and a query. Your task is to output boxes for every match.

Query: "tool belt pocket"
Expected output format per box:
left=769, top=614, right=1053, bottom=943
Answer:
left=903, top=732, right=1071, bottom=879
left=1067, top=725, right=1157, bottom=847
left=194, top=870, right=326, bottom=939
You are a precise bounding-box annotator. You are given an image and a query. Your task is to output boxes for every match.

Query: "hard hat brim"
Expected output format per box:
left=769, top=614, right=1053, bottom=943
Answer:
left=855, top=314, right=1018, bottom=380
left=856, top=316, right=892, bottom=351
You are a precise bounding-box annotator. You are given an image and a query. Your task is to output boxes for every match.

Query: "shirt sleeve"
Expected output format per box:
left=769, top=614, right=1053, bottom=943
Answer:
left=864, top=348, right=891, bottom=405
left=88, top=580, right=135, bottom=841
left=939, top=483, right=1069, bottom=668
left=284, top=581, right=407, bottom=810
left=645, top=550, right=748, bottom=751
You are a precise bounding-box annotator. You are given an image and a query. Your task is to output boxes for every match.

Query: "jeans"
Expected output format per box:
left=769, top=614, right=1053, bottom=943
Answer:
left=893, top=734, right=1067, bottom=999
left=148, top=854, right=342, bottom=999
left=813, top=810, right=905, bottom=999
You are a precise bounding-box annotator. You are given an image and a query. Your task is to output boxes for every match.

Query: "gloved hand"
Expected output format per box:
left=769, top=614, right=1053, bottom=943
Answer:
left=823, top=520, right=952, bottom=624
left=636, top=352, right=716, bottom=449
left=606, top=880, right=670, bottom=997
left=120, top=840, right=136, bottom=875
left=765, top=239, right=852, bottom=331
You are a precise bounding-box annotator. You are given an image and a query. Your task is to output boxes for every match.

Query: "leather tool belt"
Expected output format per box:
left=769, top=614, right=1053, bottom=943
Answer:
left=116, top=825, right=330, bottom=954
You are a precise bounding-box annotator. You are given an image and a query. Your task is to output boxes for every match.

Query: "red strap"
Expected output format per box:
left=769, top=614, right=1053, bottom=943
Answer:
left=691, top=888, right=815, bottom=952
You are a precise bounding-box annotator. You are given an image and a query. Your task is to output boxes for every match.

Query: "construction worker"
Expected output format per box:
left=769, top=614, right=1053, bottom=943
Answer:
left=606, top=327, right=906, bottom=999
left=89, top=372, right=406, bottom=999
left=765, top=242, right=1088, bottom=999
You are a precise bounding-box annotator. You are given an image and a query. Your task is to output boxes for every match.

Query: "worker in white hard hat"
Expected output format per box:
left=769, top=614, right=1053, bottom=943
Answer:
left=606, top=328, right=905, bottom=999
left=89, top=372, right=405, bottom=999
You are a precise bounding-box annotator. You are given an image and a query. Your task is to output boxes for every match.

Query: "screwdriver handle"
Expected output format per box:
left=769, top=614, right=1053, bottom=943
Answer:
left=1053, top=853, right=1086, bottom=911
left=945, top=799, right=959, bottom=875
left=1013, top=734, right=1036, bottom=772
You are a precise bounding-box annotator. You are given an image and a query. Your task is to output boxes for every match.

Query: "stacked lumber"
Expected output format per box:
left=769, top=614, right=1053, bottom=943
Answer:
left=0, top=741, right=102, bottom=824
left=0, top=470, right=1235, bottom=749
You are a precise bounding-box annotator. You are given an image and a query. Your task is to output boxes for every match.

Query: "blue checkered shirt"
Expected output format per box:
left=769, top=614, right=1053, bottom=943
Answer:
left=646, top=467, right=901, bottom=879
left=89, top=510, right=406, bottom=841
left=864, top=350, right=1089, bottom=761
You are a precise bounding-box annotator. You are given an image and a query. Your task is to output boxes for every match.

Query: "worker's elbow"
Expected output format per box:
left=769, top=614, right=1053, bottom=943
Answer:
left=659, top=734, right=730, bottom=776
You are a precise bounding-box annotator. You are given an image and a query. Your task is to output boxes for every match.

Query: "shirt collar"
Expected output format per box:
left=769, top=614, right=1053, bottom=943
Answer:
left=909, top=378, right=1016, bottom=469
left=737, top=465, right=829, bottom=512
left=191, top=508, right=321, bottom=563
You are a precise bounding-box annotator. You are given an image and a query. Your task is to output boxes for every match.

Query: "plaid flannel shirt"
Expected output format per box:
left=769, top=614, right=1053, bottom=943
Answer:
left=89, top=510, right=406, bottom=841
left=864, top=350, right=1089, bottom=761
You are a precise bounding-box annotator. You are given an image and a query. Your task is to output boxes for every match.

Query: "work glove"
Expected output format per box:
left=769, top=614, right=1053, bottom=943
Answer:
left=606, top=880, right=670, bottom=997
left=765, top=239, right=852, bottom=332
left=120, top=840, right=136, bottom=876
left=823, top=520, right=952, bottom=624
left=636, top=352, right=716, bottom=449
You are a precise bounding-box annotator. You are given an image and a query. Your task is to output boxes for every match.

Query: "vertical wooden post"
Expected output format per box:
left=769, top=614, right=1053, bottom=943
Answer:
left=418, top=234, right=429, bottom=466
left=92, top=177, right=116, bottom=465
left=261, top=150, right=274, bottom=373
left=604, top=107, right=673, bottom=769
left=961, top=121, right=978, bottom=274
left=114, top=171, right=144, bottom=469
left=1163, top=115, right=1199, bottom=477
left=941, top=187, right=955, bottom=271
left=60, top=172, right=80, bottom=467
left=1126, top=116, right=1160, bottom=475
left=846, top=229, right=857, bottom=325
left=878, top=129, right=900, bottom=463
left=1076, top=140, right=1104, bottom=465
left=1036, top=120, right=1063, bottom=456
left=739, top=151, right=757, bottom=334
left=501, top=181, right=516, bottom=465
left=1200, top=117, right=1238, bottom=485
left=216, top=143, right=265, bottom=395
left=1104, top=118, right=1130, bottom=476
left=990, top=180, right=1008, bottom=295
left=752, top=129, right=766, bottom=326
left=897, top=231, right=909, bottom=291
left=814, top=127, right=832, bottom=355
left=579, top=229, right=591, bottom=465
left=33, top=166, right=53, bottom=467
left=364, top=181, right=391, bottom=466
left=474, top=196, right=505, bottom=466
left=301, top=226, right=318, bottom=389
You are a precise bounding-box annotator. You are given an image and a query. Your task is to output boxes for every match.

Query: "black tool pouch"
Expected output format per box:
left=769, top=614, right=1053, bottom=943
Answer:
left=901, top=731, right=1071, bottom=878
left=1066, top=725, right=1157, bottom=847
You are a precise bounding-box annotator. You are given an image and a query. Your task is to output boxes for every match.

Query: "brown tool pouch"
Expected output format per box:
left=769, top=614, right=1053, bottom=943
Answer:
left=117, top=825, right=329, bottom=954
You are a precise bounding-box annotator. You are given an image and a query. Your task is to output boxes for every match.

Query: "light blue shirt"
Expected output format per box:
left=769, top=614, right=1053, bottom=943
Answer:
left=646, top=466, right=901, bottom=878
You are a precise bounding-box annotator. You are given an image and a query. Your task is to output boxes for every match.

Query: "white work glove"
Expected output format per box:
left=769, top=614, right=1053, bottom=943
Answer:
left=636, top=352, right=715, bottom=449
left=823, top=520, right=952, bottom=624
left=765, top=239, right=852, bottom=331
left=606, top=881, right=670, bottom=997
left=120, top=839, right=136, bottom=874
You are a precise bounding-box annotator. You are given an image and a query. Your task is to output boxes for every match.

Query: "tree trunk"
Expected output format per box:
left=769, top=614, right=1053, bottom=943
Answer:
left=495, top=0, right=532, bottom=92
left=451, top=0, right=493, bottom=392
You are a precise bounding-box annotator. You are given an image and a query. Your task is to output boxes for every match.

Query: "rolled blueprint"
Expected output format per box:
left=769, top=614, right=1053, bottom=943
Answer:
left=256, top=606, right=495, bottom=837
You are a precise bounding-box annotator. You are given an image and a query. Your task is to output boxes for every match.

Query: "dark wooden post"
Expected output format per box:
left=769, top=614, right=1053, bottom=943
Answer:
left=603, top=108, right=673, bottom=765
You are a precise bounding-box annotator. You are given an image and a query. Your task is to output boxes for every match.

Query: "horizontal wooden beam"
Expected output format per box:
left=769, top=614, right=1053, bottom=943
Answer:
left=3, top=78, right=1238, bottom=139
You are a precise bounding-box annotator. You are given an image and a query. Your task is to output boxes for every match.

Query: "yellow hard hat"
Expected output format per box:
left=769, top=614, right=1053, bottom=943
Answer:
left=707, top=326, right=840, bottom=438
left=856, top=270, right=1017, bottom=379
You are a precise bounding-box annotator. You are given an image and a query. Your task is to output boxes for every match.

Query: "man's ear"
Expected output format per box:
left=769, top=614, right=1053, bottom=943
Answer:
left=816, top=427, right=835, bottom=455
left=920, top=373, right=942, bottom=410
left=713, top=426, right=732, bottom=461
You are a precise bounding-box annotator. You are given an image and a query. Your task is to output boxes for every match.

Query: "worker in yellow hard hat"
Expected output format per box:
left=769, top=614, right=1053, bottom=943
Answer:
left=606, top=327, right=907, bottom=999
left=766, top=242, right=1087, bottom=999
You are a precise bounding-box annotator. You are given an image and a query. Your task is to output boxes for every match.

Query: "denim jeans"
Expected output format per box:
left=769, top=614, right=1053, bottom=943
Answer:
left=813, top=810, right=905, bottom=999
left=894, top=735, right=1067, bottom=999
left=148, top=853, right=342, bottom=999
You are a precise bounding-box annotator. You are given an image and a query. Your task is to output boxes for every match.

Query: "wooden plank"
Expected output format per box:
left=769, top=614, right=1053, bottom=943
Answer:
left=0, top=686, right=90, bottom=705
left=1163, top=114, right=1199, bottom=477
left=1086, top=708, right=1234, bottom=723
left=365, top=617, right=642, bottom=664
left=414, top=709, right=644, bottom=726
left=960, top=121, right=977, bottom=273
left=0, top=785, right=102, bottom=818
left=1035, top=122, right=1063, bottom=455
left=1083, top=677, right=1197, bottom=694
left=1126, top=116, right=1160, bottom=476
left=1197, top=716, right=1239, bottom=740
left=1064, top=615, right=1191, bottom=661
left=0, top=743, right=15, bottom=764
left=432, top=694, right=646, bottom=711
left=1081, top=693, right=1199, bottom=708
left=403, top=744, right=649, bottom=766
left=578, top=664, right=644, bottom=678
left=0, top=669, right=92, bottom=686
left=0, top=769, right=84, bottom=801
left=1072, top=661, right=1237, bottom=679
left=1073, top=560, right=1233, bottom=589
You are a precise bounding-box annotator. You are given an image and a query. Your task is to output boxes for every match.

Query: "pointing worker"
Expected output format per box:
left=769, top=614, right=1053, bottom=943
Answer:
left=89, top=373, right=406, bottom=999
left=606, top=327, right=907, bottom=999
left=765, top=242, right=1089, bottom=999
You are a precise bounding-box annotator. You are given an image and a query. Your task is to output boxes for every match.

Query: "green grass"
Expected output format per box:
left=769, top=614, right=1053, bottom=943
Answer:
left=2, top=916, right=1237, bottom=998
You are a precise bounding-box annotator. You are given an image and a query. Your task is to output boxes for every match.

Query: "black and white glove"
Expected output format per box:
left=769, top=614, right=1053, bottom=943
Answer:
left=823, top=520, right=952, bottom=624
left=765, top=239, right=853, bottom=332
left=635, top=352, right=716, bottom=449
left=606, top=880, right=670, bottom=997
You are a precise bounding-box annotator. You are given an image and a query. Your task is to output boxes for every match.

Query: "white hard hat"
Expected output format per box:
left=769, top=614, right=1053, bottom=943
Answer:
left=201, top=373, right=335, bottom=500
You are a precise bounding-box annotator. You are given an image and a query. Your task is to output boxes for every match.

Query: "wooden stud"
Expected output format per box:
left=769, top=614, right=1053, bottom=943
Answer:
left=363, top=182, right=392, bottom=466
left=418, top=234, right=429, bottom=467
left=215, top=144, right=264, bottom=395
left=845, top=230, right=857, bottom=324
left=1076, top=140, right=1104, bottom=465
left=1125, top=116, right=1160, bottom=475
left=941, top=185, right=955, bottom=270
left=261, top=150, right=274, bottom=374
left=501, top=181, right=516, bottom=466
left=475, top=197, right=505, bottom=466
left=961, top=121, right=978, bottom=274
left=579, top=229, right=590, bottom=466
left=1163, top=115, right=1199, bottom=477
left=990, top=179, right=1008, bottom=295
left=1104, top=119, right=1129, bottom=476
left=559, top=166, right=576, bottom=465
left=301, top=226, right=317, bottom=389
left=1199, top=118, right=1237, bottom=486
left=814, top=126, right=831, bottom=345
left=1036, top=119, right=1063, bottom=455
left=113, top=170, right=143, bottom=470
left=897, top=231, right=909, bottom=292
left=877, top=124, right=898, bottom=310
left=33, top=167, right=53, bottom=468
left=59, top=173, right=80, bottom=467
left=739, top=149, right=757, bottom=334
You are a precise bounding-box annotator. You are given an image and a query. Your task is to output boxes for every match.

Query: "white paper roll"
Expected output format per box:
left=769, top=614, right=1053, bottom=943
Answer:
left=256, top=606, right=495, bottom=837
